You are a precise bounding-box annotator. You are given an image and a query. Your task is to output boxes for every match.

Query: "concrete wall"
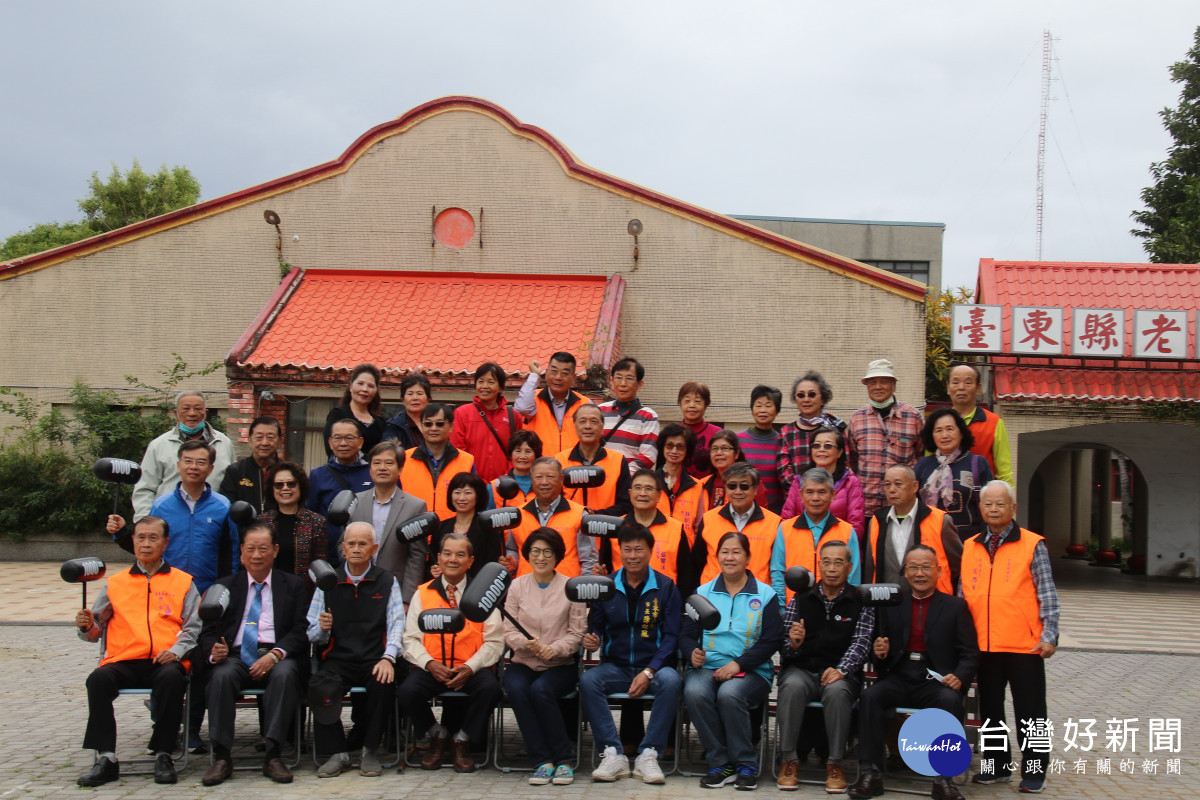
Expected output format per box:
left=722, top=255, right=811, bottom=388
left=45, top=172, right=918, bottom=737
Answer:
left=0, top=104, right=925, bottom=439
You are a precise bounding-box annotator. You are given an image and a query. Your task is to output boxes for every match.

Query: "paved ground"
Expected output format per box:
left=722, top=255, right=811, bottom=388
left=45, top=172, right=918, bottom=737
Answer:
left=1, top=558, right=1197, bottom=798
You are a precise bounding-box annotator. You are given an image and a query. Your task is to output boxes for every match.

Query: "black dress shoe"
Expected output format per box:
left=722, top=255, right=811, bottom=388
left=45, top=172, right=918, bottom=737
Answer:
left=78, top=756, right=119, bottom=787
left=202, top=758, right=233, bottom=786
left=846, top=771, right=885, bottom=799
left=153, top=753, right=177, bottom=784
left=932, top=778, right=965, bottom=800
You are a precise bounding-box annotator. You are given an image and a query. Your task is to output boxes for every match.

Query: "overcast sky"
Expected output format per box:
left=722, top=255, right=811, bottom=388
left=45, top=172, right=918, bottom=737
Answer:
left=2, top=2, right=1196, bottom=287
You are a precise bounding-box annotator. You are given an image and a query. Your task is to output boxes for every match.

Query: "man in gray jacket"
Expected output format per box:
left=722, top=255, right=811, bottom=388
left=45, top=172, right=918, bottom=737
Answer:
left=133, top=390, right=234, bottom=520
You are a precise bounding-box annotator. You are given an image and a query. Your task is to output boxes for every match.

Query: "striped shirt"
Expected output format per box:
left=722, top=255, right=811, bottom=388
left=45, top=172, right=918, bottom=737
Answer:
left=598, top=399, right=660, bottom=477
left=738, top=427, right=783, bottom=513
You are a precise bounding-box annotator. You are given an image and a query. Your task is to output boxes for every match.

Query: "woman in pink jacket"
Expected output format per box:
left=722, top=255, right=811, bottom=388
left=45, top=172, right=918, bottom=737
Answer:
left=780, top=427, right=865, bottom=541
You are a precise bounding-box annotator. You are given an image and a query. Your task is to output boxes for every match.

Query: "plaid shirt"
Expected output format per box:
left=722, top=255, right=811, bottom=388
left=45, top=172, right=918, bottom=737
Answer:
left=846, top=401, right=923, bottom=516
left=782, top=583, right=875, bottom=677
left=775, top=414, right=845, bottom=490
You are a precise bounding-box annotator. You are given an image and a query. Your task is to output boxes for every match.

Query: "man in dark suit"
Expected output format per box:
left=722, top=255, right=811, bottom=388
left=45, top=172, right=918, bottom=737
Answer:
left=348, top=441, right=429, bottom=606
left=847, top=544, right=979, bottom=800
left=200, top=523, right=309, bottom=786
left=218, top=416, right=281, bottom=511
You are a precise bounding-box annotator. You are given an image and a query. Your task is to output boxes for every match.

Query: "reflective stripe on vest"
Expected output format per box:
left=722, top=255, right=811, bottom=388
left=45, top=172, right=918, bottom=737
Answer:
left=778, top=516, right=857, bottom=604
left=960, top=529, right=1043, bottom=653
left=100, top=567, right=194, bottom=668
left=867, top=508, right=954, bottom=594
left=417, top=581, right=484, bottom=668
left=400, top=449, right=475, bottom=520
left=511, top=499, right=585, bottom=577
left=699, top=506, right=781, bottom=586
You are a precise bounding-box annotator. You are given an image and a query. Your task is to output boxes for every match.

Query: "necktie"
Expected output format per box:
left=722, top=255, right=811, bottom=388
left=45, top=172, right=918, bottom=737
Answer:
left=241, top=582, right=263, bottom=667
left=446, top=584, right=457, bottom=609
left=988, top=533, right=1002, bottom=557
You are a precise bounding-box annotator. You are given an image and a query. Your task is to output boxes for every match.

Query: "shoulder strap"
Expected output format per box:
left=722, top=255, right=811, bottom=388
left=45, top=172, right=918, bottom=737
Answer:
left=476, top=405, right=511, bottom=453
left=327, top=465, right=352, bottom=492
left=601, top=407, right=639, bottom=445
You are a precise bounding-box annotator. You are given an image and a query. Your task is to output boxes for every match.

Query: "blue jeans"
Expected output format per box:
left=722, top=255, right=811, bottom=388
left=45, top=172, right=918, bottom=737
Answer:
left=503, top=662, right=578, bottom=767
left=684, top=668, right=770, bottom=769
left=579, top=662, right=681, bottom=755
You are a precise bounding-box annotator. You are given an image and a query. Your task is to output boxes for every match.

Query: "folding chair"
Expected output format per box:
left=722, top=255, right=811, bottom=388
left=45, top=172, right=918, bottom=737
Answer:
left=492, top=654, right=583, bottom=772
left=308, top=686, right=403, bottom=769
left=401, top=690, right=492, bottom=769
left=215, top=687, right=304, bottom=770
left=104, top=686, right=191, bottom=775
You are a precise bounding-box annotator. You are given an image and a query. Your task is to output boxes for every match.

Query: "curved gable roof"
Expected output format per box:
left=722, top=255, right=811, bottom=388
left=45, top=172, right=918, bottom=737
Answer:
left=1, top=96, right=924, bottom=300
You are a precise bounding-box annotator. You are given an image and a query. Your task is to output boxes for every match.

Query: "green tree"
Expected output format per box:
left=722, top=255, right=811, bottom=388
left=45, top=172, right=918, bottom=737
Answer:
left=79, top=160, right=201, bottom=233
left=1132, top=25, right=1200, bottom=263
left=0, top=220, right=95, bottom=260
left=925, top=286, right=977, bottom=401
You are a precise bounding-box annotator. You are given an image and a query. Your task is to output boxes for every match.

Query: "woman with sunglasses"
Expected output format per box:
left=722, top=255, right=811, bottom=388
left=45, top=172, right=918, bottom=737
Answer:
left=780, top=426, right=865, bottom=540
left=775, top=371, right=847, bottom=495
left=257, top=461, right=328, bottom=578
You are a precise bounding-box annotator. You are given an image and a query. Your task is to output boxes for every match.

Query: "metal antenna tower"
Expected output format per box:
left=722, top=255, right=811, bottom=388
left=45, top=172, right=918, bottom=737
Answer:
left=1035, top=30, right=1053, bottom=260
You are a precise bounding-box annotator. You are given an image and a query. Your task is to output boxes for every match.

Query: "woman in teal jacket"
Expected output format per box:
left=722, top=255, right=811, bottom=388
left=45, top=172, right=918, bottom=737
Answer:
left=680, top=531, right=784, bottom=790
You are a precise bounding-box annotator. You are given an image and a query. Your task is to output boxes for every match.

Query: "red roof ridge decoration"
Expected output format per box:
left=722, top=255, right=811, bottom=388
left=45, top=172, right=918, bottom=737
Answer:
left=976, top=258, right=1200, bottom=404
left=227, top=269, right=623, bottom=380
left=1, top=97, right=923, bottom=300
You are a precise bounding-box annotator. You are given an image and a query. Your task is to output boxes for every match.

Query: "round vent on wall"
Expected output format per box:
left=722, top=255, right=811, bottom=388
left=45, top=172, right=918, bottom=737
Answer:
left=433, top=207, right=476, bottom=249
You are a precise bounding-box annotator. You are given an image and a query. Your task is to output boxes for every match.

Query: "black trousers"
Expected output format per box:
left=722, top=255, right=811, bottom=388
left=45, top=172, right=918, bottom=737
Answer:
left=858, top=665, right=965, bottom=769
left=395, top=667, right=501, bottom=746
left=206, top=651, right=301, bottom=754
left=309, top=659, right=397, bottom=754
left=84, top=659, right=186, bottom=754
left=977, top=652, right=1048, bottom=777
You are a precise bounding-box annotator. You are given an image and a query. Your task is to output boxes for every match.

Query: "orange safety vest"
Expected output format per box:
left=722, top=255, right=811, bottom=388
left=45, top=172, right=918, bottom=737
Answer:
left=511, top=497, right=585, bottom=577
left=100, top=565, right=194, bottom=668
left=866, top=505, right=955, bottom=595
left=657, top=472, right=709, bottom=545
left=965, top=406, right=1000, bottom=475
left=960, top=528, right=1044, bottom=653
left=556, top=446, right=625, bottom=511
left=417, top=580, right=484, bottom=668
left=400, top=446, right=475, bottom=520
left=698, top=504, right=781, bottom=586
left=490, top=472, right=534, bottom=508
left=777, top=515, right=858, bottom=604
left=619, top=512, right=685, bottom=582
left=525, top=390, right=592, bottom=455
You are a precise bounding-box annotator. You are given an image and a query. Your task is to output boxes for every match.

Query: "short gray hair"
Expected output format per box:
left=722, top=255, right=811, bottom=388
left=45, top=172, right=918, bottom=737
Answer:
left=174, top=390, right=206, bottom=408
left=343, top=521, right=376, bottom=540
left=800, top=467, right=834, bottom=490
left=982, top=479, right=1017, bottom=504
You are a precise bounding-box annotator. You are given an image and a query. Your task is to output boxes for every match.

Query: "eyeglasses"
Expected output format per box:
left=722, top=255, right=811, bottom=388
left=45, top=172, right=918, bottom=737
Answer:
left=273, top=480, right=298, bottom=489
left=811, top=442, right=838, bottom=451
left=725, top=482, right=753, bottom=491
left=819, top=559, right=849, bottom=568
left=331, top=435, right=362, bottom=443
left=180, top=458, right=210, bottom=467
left=528, top=548, right=555, bottom=558
left=904, top=564, right=936, bottom=573
left=795, top=391, right=820, bottom=399
left=422, top=420, right=448, bottom=428
left=710, top=445, right=736, bottom=453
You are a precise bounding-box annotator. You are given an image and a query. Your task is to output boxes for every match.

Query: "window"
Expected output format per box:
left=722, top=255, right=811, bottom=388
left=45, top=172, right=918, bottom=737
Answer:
left=860, top=260, right=930, bottom=284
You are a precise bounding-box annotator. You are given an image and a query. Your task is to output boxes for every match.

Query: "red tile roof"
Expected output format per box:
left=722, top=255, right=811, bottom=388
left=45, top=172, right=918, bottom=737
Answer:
left=976, top=259, right=1200, bottom=403
left=230, top=269, right=622, bottom=376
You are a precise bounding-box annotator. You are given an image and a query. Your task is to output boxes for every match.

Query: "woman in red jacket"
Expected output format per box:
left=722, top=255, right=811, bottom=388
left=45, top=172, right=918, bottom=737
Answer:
left=451, top=361, right=522, bottom=482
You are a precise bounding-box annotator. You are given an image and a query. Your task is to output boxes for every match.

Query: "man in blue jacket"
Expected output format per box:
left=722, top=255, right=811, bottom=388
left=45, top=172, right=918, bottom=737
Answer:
left=308, top=419, right=373, bottom=565
left=580, top=524, right=681, bottom=785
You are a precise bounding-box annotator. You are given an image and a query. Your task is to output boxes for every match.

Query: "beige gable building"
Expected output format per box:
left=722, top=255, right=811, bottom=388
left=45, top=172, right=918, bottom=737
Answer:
left=0, top=97, right=926, bottom=459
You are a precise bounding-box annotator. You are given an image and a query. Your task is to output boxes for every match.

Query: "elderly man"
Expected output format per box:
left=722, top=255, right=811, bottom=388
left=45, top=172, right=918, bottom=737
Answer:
left=308, top=418, right=374, bottom=565
left=693, top=462, right=781, bottom=586
left=770, top=467, right=860, bottom=606
left=133, top=390, right=234, bottom=521
left=347, top=441, right=429, bottom=603
left=862, top=465, right=962, bottom=594
left=776, top=540, right=874, bottom=793
left=218, top=416, right=281, bottom=511
left=960, top=481, right=1060, bottom=794
left=75, top=516, right=200, bottom=787
left=308, top=522, right=405, bottom=778
left=507, top=457, right=598, bottom=576
left=200, top=523, right=308, bottom=786
left=596, top=357, right=660, bottom=476
left=516, top=351, right=594, bottom=454
left=946, top=364, right=1013, bottom=485
left=397, top=534, right=503, bottom=773
left=399, top=403, right=476, bottom=520
left=846, top=359, right=923, bottom=517
left=847, top=545, right=979, bottom=800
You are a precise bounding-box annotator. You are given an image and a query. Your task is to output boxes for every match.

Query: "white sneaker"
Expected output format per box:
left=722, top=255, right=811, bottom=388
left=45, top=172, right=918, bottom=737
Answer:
left=633, top=748, right=666, bottom=784
left=592, top=746, right=631, bottom=781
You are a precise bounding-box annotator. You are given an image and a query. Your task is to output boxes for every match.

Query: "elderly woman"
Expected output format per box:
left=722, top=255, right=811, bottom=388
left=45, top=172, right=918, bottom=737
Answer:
left=323, top=363, right=387, bottom=457
left=681, top=531, right=784, bottom=790
left=430, top=472, right=502, bottom=577
left=780, top=426, right=865, bottom=539
left=383, top=374, right=432, bottom=449
left=775, top=371, right=847, bottom=492
left=451, top=361, right=521, bottom=482
left=256, top=461, right=328, bottom=578
left=914, top=409, right=994, bottom=541
left=677, top=381, right=723, bottom=478
left=491, top=429, right=543, bottom=508
left=655, top=424, right=710, bottom=540
left=502, top=528, right=587, bottom=786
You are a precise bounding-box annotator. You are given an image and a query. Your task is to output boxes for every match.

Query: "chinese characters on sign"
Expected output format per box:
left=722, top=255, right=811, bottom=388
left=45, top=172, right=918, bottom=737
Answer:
left=976, top=718, right=1183, bottom=777
left=951, top=305, right=1197, bottom=358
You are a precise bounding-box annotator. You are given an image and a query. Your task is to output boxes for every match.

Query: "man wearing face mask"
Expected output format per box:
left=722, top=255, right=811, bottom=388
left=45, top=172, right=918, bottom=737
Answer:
left=133, top=390, right=234, bottom=521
